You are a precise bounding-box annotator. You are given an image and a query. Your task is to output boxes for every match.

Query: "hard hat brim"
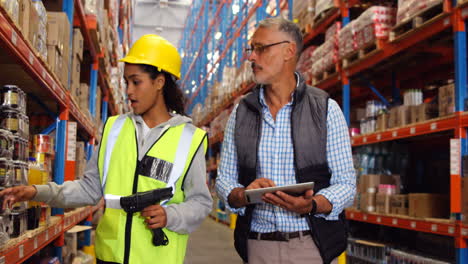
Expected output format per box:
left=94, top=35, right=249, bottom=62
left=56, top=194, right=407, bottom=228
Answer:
left=120, top=56, right=181, bottom=79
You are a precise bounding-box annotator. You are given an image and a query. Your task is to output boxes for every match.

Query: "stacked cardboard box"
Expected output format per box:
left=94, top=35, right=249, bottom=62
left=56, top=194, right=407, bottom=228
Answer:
left=46, top=12, right=70, bottom=89
left=71, top=29, right=83, bottom=96
left=358, top=174, right=396, bottom=213
left=388, top=105, right=411, bottom=128
left=438, top=83, right=455, bottom=117
left=390, top=195, right=409, bottom=215
left=78, top=83, right=89, bottom=113
left=74, top=141, right=86, bottom=180
left=408, top=193, right=449, bottom=218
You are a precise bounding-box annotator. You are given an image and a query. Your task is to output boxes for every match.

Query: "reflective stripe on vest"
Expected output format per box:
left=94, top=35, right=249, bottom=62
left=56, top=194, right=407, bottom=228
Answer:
left=161, top=124, right=196, bottom=205
left=102, top=115, right=127, bottom=190
left=102, top=120, right=197, bottom=208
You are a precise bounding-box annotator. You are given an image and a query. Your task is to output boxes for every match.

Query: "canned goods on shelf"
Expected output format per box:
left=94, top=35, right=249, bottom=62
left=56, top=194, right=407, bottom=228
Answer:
left=1, top=85, right=20, bottom=111
left=12, top=161, right=28, bottom=186
left=0, top=158, right=12, bottom=187
left=0, top=129, right=13, bottom=159
left=19, top=114, right=29, bottom=139
left=12, top=137, right=28, bottom=162
left=0, top=110, right=20, bottom=134
left=9, top=208, right=26, bottom=238
left=33, top=134, right=53, bottom=154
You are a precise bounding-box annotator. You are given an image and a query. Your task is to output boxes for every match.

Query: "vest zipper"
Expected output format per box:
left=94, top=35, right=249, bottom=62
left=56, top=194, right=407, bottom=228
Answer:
left=122, top=126, right=172, bottom=264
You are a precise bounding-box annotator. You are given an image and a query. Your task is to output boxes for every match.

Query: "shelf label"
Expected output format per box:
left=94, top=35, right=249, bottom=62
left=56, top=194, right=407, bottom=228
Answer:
left=19, top=244, right=24, bottom=258
left=410, top=127, right=415, bottom=134
left=363, top=137, right=367, bottom=143
left=11, top=31, right=17, bottom=45
left=363, top=215, right=367, bottom=221
left=351, top=139, right=354, bottom=145
left=449, top=227, right=455, bottom=234
left=410, top=222, right=416, bottom=228
left=350, top=213, right=354, bottom=218
left=444, top=18, right=450, bottom=26
left=431, top=224, right=438, bottom=232
left=392, top=131, right=397, bottom=137
left=28, top=52, right=34, bottom=65
left=431, top=123, right=437, bottom=130
left=45, top=230, right=49, bottom=240
left=392, top=219, right=398, bottom=225
left=450, top=139, right=461, bottom=175
left=42, top=69, right=46, bottom=79
left=462, top=228, right=468, bottom=236
left=34, top=237, right=38, bottom=249
left=377, top=134, right=381, bottom=140
left=376, top=217, right=381, bottom=223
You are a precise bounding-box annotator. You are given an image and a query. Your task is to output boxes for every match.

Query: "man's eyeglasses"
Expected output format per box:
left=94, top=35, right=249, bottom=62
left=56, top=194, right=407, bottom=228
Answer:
left=245, top=40, right=290, bottom=55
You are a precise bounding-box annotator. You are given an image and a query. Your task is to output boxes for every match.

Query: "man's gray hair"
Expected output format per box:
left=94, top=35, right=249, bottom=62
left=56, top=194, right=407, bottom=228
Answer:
left=258, top=17, right=303, bottom=57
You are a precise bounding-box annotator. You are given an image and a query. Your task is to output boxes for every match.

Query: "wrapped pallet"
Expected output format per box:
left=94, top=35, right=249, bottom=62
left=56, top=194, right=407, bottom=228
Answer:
left=354, top=6, right=396, bottom=49
left=396, top=0, right=443, bottom=25
left=338, top=20, right=357, bottom=60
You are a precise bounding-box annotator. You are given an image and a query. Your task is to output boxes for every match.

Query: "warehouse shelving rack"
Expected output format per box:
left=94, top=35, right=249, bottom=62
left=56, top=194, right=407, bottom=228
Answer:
left=182, top=0, right=468, bottom=263
left=304, top=1, right=467, bottom=262
left=180, top=0, right=292, bottom=112
left=0, top=0, right=129, bottom=262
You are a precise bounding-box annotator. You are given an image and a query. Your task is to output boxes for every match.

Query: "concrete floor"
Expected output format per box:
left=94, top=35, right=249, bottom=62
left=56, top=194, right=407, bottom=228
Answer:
left=185, top=218, right=242, bottom=264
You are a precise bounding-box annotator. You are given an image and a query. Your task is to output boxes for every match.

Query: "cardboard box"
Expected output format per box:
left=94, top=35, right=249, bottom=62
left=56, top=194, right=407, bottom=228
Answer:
left=19, top=0, right=31, bottom=38
left=416, top=103, right=438, bottom=122
left=408, top=193, right=449, bottom=219
left=47, top=12, right=70, bottom=55
left=360, top=192, right=376, bottom=213
left=60, top=54, right=70, bottom=89
left=390, top=194, right=408, bottom=216
left=376, top=113, right=388, bottom=131
left=439, top=83, right=455, bottom=116
left=28, top=2, right=39, bottom=47
left=410, top=105, right=419, bottom=124
left=46, top=45, right=61, bottom=75
left=388, top=107, right=398, bottom=128
left=71, top=54, right=81, bottom=92
left=397, top=105, right=410, bottom=127
left=360, top=174, right=395, bottom=194
left=78, top=83, right=89, bottom=111
left=75, top=141, right=85, bottom=179
left=72, top=28, right=84, bottom=60
left=376, top=193, right=391, bottom=214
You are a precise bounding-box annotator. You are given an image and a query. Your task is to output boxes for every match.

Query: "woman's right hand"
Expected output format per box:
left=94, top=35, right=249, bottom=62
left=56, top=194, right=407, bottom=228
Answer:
left=0, top=186, right=37, bottom=210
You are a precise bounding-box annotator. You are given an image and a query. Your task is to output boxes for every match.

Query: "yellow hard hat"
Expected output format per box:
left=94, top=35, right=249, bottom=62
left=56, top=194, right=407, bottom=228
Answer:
left=120, top=34, right=181, bottom=79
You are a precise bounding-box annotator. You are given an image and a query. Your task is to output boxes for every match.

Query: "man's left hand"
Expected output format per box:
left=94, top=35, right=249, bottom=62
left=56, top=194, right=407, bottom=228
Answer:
left=263, top=190, right=314, bottom=215
left=141, top=205, right=168, bottom=229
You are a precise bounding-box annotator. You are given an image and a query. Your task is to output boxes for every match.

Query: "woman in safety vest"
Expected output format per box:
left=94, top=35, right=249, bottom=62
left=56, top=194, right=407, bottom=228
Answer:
left=0, top=34, right=213, bottom=264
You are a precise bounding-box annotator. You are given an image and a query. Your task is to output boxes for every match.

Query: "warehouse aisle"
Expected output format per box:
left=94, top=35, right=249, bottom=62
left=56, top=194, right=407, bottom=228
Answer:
left=185, top=218, right=241, bottom=264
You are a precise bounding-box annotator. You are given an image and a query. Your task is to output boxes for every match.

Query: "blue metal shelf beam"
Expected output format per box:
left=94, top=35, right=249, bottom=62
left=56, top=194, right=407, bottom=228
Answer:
left=183, top=0, right=265, bottom=112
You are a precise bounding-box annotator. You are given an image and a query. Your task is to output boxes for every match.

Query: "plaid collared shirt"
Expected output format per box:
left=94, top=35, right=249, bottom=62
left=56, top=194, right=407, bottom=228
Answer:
left=216, top=84, right=356, bottom=233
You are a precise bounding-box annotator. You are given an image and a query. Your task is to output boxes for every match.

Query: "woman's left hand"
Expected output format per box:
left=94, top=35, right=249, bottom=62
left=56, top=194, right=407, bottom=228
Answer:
left=141, top=204, right=168, bottom=229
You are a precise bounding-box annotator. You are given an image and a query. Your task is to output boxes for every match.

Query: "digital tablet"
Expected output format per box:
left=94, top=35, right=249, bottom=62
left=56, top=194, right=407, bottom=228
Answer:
left=244, top=182, right=315, bottom=204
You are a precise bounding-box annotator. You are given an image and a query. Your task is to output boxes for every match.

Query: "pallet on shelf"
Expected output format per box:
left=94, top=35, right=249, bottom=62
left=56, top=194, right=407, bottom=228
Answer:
left=342, top=41, right=382, bottom=68
left=390, top=3, right=446, bottom=42
left=312, top=65, right=338, bottom=86
left=313, top=7, right=338, bottom=28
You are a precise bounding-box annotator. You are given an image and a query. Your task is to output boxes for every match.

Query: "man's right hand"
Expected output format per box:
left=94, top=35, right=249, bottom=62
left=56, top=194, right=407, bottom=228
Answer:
left=0, top=186, right=37, bottom=210
left=228, top=178, right=276, bottom=208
